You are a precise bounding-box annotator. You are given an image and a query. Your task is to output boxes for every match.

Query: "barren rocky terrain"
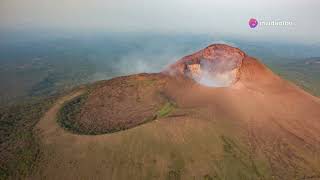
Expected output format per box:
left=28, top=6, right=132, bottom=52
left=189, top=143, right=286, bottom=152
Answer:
left=28, top=44, right=320, bottom=179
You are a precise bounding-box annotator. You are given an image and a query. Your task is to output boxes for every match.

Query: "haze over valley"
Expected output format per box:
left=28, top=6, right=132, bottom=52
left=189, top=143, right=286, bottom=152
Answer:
left=1, top=0, right=320, bottom=179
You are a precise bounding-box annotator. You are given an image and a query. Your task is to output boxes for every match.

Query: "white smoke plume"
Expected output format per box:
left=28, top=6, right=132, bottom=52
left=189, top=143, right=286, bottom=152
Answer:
left=187, top=56, right=240, bottom=87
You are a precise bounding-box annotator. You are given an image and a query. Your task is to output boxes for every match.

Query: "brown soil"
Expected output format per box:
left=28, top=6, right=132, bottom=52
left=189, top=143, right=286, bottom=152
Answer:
left=73, top=73, right=171, bottom=134
left=161, top=45, right=320, bottom=178
left=33, top=44, right=320, bottom=179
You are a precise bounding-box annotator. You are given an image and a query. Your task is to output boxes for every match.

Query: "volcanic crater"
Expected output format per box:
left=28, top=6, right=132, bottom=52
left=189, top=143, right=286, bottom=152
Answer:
left=50, top=44, right=320, bottom=179
left=165, top=44, right=245, bottom=87
left=57, top=44, right=292, bottom=135
left=59, top=44, right=250, bottom=135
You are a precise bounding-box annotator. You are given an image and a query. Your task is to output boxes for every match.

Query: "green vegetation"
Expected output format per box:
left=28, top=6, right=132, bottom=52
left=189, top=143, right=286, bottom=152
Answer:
left=203, top=174, right=214, bottom=180
left=268, top=59, right=320, bottom=97
left=217, top=135, right=271, bottom=180
left=167, top=170, right=181, bottom=180
left=57, top=93, right=89, bottom=134
left=156, top=102, right=175, bottom=118
left=0, top=97, right=56, bottom=179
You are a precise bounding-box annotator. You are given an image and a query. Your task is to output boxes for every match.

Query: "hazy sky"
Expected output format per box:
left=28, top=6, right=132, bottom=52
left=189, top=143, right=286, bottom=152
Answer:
left=1, top=0, right=319, bottom=43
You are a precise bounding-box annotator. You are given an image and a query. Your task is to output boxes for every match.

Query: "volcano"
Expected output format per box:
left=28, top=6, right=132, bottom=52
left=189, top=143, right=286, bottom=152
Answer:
left=165, top=44, right=245, bottom=87
left=34, top=44, right=320, bottom=179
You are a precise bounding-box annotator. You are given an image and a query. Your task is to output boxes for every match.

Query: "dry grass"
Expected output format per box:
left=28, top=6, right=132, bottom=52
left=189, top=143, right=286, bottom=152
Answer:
left=32, top=70, right=320, bottom=179
left=32, top=89, right=269, bottom=180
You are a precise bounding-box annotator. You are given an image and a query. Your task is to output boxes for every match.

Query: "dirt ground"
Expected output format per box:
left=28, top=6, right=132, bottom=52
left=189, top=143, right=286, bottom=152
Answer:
left=32, top=88, right=251, bottom=180
left=31, top=53, right=320, bottom=179
left=75, top=74, right=170, bottom=134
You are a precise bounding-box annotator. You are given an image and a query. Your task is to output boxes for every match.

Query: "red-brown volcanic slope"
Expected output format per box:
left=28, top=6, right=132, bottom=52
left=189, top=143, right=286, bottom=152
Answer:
left=162, top=44, right=320, bottom=177
left=164, top=44, right=320, bottom=146
left=48, top=44, right=320, bottom=179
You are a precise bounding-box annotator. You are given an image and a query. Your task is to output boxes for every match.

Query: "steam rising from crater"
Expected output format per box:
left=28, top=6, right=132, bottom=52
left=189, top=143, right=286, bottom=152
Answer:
left=165, top=44, right=245, bottom=87
left=185, top=58, right=239, bottom=87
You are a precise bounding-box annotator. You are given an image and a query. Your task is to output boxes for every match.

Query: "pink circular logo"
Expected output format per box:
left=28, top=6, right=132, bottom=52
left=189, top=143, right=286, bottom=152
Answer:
left=249, top=18, right=258, bottom=28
